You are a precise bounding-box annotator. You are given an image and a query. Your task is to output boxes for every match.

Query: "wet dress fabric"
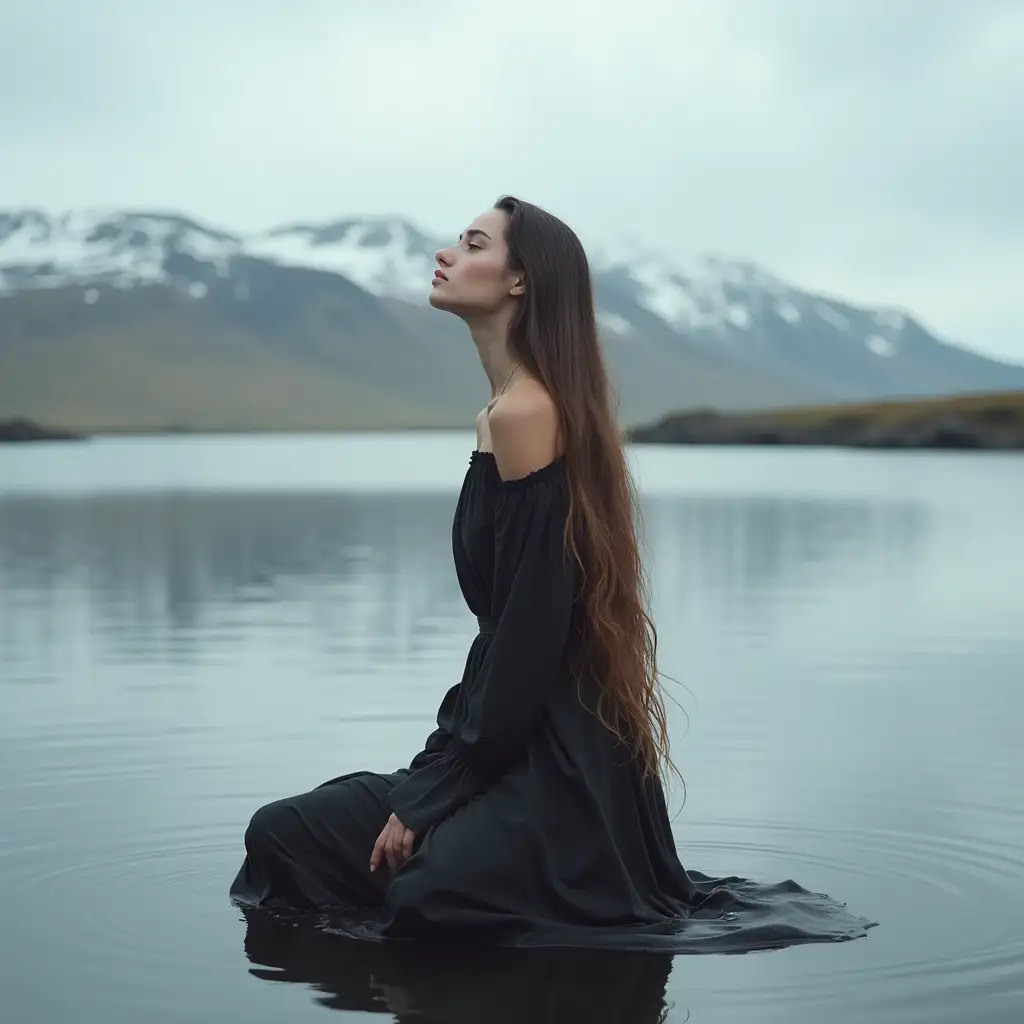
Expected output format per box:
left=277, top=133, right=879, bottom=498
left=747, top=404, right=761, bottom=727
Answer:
left=230, top=451, right=875, bottom=952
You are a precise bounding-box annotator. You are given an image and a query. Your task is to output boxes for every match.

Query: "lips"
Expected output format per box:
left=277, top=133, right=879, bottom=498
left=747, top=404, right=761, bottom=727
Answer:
left=433, top=270, right=447, bottom=281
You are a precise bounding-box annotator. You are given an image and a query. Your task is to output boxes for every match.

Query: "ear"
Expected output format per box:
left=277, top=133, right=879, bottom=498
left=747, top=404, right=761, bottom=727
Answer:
left=509, top=274, right=526, bottom=298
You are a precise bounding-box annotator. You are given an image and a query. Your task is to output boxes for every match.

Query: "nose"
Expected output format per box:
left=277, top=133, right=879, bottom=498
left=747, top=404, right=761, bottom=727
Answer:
left=435, top=246, right=454, bottom=268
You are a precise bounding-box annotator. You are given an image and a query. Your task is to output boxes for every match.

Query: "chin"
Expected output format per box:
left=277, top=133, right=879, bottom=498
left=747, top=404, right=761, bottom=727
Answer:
left=428, top=288, right=457, bottom=313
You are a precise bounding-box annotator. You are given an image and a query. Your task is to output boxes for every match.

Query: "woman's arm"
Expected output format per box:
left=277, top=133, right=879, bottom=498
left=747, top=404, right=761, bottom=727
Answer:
left=386, top=391, right=575, bottom=833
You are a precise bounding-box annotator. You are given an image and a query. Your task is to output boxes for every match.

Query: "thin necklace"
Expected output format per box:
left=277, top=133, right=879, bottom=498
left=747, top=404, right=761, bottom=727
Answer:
left=498, top=360, right=521, bottom=398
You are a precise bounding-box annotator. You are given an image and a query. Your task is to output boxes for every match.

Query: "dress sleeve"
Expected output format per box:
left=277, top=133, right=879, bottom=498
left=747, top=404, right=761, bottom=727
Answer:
left=388, top=467, right=576, bottom=833
left=405, top=683, right=458, bottom=771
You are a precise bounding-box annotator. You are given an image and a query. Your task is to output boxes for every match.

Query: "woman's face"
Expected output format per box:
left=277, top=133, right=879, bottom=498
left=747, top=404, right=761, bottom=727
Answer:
left=429, top=208, right=525, bottom=317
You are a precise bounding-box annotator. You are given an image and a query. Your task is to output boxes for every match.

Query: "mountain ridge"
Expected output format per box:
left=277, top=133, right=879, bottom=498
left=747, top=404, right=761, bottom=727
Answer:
left=2, top=208, right=1022, bottom=433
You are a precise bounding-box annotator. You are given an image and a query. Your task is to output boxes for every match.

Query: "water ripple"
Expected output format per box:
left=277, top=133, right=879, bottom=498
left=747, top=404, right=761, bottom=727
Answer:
left=681, top=816, right=1024, bottom=1013
left=3, top=440, right=1023, bottom=1023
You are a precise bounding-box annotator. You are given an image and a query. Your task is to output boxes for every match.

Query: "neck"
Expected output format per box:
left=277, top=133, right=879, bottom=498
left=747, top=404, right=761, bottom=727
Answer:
left=466, top=309, right=520, bottom=397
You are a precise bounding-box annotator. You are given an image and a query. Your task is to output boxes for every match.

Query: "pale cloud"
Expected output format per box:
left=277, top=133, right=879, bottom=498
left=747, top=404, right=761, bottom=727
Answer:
left=1, top=0, right=1021, bottom=361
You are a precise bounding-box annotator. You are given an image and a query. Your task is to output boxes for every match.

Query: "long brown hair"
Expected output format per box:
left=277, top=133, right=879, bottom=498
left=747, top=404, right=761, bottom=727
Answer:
left=495, top=194, right=677, bottom=782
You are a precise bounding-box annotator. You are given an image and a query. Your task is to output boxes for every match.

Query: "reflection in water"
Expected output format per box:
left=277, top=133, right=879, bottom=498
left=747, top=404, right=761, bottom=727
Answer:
left=0, top=492, right=465, bottom=673
left=644, top=495, right=928, bottom=606
left=0, top=490, right=926, bottom=673
left=241, top=906, right=678, bottom=1022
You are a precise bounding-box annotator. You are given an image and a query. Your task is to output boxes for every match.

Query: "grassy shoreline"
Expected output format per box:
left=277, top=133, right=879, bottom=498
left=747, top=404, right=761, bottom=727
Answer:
left=0, top=418, right=87, bottom=443
left=626, top=390, right=1024, bottom=450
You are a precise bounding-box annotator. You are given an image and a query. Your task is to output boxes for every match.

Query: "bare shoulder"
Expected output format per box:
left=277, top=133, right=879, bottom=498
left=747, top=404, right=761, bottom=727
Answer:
left=487, top=381, right=561, bottom=481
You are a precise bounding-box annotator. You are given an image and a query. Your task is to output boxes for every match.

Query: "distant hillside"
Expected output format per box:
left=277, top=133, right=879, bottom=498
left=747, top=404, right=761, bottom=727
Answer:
left=0, top=417, right=84, bottom=442
left=628, top=390, right=1024, bottom=449
left=1, top=208, right=1022, bottom=433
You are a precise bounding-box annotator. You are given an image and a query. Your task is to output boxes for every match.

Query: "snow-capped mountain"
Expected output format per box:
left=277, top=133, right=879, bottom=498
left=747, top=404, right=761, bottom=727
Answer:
left=0, top=209, right=436, bottom=301
left=249, top=218, right=441, bottom=301
left=0, top=209, right=899, bottom=341
left=0, top=209, right=239, bottom=291
left=594, top=243, right=901, bottom=351
left=2, top=207, right=1022, bottom=407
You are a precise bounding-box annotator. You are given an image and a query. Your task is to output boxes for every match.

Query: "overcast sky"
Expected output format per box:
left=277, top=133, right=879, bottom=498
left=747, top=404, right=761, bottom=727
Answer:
left=2, top=0, right=1021, bottom=362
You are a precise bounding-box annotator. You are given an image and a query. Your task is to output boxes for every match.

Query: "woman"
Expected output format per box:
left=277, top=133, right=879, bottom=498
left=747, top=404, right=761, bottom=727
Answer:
left=230, top=196, right=874, bottom=951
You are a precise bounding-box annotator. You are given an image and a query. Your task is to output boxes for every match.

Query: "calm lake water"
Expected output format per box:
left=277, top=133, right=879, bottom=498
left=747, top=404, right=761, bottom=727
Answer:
left=1, top=432, right=1022, bottom=1023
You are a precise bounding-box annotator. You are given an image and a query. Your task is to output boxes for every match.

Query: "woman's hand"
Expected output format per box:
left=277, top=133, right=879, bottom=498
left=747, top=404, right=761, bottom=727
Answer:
left=370, top=813, right=417, bottom=873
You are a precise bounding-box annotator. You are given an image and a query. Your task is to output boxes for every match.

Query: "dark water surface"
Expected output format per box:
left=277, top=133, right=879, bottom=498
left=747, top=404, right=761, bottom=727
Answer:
left=2, top=432, right=1022, bottom=1022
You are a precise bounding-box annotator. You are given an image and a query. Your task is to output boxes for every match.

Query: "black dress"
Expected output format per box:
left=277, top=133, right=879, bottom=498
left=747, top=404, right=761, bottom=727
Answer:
left=230, top=451, right=875, bottom=951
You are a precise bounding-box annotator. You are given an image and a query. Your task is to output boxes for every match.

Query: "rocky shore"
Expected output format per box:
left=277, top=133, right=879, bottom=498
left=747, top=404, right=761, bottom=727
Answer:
left=0, top=418, right=86, bottom=442
left=628, top=391, right=1024, bottom=450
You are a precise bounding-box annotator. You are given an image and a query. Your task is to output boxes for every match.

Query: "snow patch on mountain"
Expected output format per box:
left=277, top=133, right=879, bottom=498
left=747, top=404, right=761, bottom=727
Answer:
left=815, top=302, right=851, bottom=332
left=866, top=333, right=897, bottom=358
left=596, top=310, right=633, bottom=336
left=0, top=209, right=238, bottom=293
left=590, top=238, right=818, bottom=340
left=775, top=299, right=801, bottom=323
left=726, top=304, right=752, bottom=329
left=248, top=218, right=439, bottom=300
